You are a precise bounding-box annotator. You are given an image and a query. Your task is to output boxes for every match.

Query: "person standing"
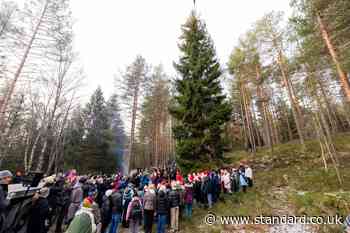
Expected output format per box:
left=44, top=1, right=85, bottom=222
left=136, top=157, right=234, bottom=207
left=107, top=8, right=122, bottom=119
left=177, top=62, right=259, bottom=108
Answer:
left=55, top=178, right=71, bottom=233
left=0, top=170, right=12, bottom=232
left=27, top=187, right=50, bottom=233
left=126, top=193, right=143, bottom=233
left=65, top=198, right=97, bottom=233
left=230, top=168, right=239, bottom=193
left=239, top=170, right=248, bottom=193
left=156, top=186, right=168, bottom=233
left=222, top=170, right=231, bottom=194
left=169, top=182, right=181, bottom=232
left=109, top=189, right=123, bottom=233
left=184, top=182, right=193, bottom=218
left=67, top=177, right=84, bottom=224
left=100, top=190, right=112, bottom=233
left=122, top=185, right=134, bottom=228
left=245, top=165, right=253, bottom=187
left=143, top=185, right=156, bottom=233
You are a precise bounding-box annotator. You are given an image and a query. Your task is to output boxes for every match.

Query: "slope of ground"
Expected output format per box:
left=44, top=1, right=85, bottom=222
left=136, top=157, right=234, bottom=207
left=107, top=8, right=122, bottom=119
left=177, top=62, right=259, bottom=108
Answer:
left=181, top=133, right=350, bottom=233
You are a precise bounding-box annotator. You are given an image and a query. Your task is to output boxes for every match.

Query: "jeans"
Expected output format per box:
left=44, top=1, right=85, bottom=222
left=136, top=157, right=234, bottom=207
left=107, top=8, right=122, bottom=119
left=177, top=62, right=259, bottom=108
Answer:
left=207, top=193, right=213, bottom=208
left=185, top=203, right=192, bottom=217
left=108, top=213, right=121, bottom=233
left=157, top=214, right=167, bottom=233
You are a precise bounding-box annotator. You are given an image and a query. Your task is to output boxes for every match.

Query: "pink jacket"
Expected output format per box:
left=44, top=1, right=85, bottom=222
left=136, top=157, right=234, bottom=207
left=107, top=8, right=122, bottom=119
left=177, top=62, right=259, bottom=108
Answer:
left=126, top=196, right=143, bottom=221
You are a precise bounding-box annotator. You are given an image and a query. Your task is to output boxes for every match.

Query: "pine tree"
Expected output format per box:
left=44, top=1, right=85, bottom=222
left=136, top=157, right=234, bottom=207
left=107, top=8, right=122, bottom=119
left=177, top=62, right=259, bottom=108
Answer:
left=170, top=12, right=232, bottom=167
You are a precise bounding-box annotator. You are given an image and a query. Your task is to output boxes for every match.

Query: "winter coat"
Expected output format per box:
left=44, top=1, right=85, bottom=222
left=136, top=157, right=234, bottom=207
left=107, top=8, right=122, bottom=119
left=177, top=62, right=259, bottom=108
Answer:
left=0, top=185, right=9, bottom=214
left=140, top=175, right=150, bottom=189
left=176, top=174, right=184, bottom=185
left=126, top=197, right=143, bottom=221
left=239, top=173, right=248, bottom=186
left=156, top=190, right=169, bottom=215
left=184, top=184, right=193, bottom=204
left=82, top=183, right=91, bottom=199
left=168, top=189, right=180, bottom=208
left=70, top=182, right=83, bottom=204
left=245, top=167, right=253, bottom=179
left=122, top=188, right=133, bottom=206
left=201, top=177, right=213, bottom=194
left=91, top=202, right=101, bottom=224
left=67, top=182, right=83, bottom=221
left=143, top=190, right=156, bottom=211
left=222, top=173, right=231, bottom=191
left=100, top=195, right=111, bottom=226
left=65, top=207, right=96, bottom=233
left=27, top=197, right=50, bottom=233
left=110, top=191, right=123, bottom=214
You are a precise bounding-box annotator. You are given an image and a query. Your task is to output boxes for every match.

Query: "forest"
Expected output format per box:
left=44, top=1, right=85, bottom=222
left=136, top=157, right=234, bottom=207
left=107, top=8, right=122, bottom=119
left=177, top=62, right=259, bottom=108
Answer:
left=0, top=0, right=349, bottom=179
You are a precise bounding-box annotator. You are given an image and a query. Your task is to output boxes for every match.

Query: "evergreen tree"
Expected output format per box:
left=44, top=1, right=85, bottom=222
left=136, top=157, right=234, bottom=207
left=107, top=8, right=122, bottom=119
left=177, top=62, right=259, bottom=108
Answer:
left=64, top=106, right=85, bottom=171
left=170, top=12, right=232, bottom=166
left=64, top=87, right=117, bottom=173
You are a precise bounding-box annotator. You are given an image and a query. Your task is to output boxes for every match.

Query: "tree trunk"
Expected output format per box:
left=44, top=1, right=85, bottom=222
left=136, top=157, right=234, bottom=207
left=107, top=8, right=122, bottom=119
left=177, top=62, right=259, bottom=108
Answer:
left=276, top=50, right=305, bottom=147
left=28, top=131, right=42, bottom=172
left=0, top=0, right=50, bottom=129
left=317, top=13, right=350, bottom=103
left=128, top=81, right=140, bottom=171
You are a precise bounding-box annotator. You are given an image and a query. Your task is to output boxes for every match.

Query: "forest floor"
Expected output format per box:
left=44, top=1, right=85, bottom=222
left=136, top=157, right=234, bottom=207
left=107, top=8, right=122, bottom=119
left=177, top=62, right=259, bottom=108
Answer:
left=177, top=132, right=350, bottom=233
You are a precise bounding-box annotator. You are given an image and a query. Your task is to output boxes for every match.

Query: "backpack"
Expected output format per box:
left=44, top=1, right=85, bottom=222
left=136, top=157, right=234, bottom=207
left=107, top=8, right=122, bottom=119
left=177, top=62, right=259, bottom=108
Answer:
left=131, top=200, right=142, bottom=220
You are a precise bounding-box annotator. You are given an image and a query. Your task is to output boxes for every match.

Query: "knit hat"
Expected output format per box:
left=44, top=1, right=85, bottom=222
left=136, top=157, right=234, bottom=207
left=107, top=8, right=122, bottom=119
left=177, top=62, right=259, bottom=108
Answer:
left=83, top=197, right=93, bottom=208
left=38, top=187, right=50, bottom=198
left=0, top=170, right=13, bottom=180
left=105, top=189, right=113, bottom=198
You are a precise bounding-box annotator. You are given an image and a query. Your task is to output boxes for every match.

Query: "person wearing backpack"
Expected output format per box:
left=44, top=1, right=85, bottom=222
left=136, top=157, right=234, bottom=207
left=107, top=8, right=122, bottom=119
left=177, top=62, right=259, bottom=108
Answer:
left=122, top=185, right=134, bottom=228
left=65, top=197, right=97, bottom=233
left=126, top=193, right=143, bottom=233
left=109, top=189, right=123, bottom=233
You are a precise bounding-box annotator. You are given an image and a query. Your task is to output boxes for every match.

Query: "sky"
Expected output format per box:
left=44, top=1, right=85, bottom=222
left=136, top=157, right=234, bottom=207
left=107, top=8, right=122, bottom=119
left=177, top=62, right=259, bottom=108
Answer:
left=69, top=0, right=292, bottom=98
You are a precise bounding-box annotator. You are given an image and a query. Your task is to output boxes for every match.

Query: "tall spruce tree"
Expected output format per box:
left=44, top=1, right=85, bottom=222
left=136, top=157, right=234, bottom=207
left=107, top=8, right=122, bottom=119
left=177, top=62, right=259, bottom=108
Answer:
left=81, top=87, right=116, bottom=173
left=170, top=12, right=232, bottom=166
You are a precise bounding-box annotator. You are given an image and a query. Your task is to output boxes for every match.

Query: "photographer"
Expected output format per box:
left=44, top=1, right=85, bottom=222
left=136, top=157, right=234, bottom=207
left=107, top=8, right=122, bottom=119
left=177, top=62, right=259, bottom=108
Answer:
left=0, top=170, right=12, bottom=232
left=27, top=187, right=50, bottom=233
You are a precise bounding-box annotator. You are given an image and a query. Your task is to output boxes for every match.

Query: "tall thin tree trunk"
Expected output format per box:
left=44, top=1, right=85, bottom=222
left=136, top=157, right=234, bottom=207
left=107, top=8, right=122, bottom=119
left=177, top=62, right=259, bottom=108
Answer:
left=276, top=50, right=305, bottom=148
left=0, top=0, right=50, bottom=129
left=28, top=131, right=42, bottom=172
left=128, top=82, right=140, bottom=172
left=317, top=14, right=350, bottom=103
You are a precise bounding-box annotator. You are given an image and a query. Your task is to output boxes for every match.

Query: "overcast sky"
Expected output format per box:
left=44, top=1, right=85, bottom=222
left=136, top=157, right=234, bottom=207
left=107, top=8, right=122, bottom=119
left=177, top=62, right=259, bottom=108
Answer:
left=70, top=0, right=291, bottom=97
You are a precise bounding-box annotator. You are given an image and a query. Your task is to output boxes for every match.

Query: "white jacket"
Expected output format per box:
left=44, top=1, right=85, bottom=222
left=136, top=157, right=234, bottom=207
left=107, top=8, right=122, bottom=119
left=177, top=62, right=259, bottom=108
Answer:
left=245, top=167, right=253, bottom=179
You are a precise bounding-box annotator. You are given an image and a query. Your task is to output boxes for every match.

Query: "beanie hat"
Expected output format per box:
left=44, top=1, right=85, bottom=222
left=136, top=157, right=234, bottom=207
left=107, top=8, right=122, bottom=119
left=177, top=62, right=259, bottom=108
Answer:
left=0, top=170, right=13, bottom=180
left=105, top=189, right=113, bottom=197
left=83, top=197, right=93, bottom=208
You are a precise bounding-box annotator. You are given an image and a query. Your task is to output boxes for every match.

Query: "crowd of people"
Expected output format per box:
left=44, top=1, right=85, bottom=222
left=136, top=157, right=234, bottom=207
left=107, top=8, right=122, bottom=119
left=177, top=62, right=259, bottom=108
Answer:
left=0, top=163, right=254, bottom=233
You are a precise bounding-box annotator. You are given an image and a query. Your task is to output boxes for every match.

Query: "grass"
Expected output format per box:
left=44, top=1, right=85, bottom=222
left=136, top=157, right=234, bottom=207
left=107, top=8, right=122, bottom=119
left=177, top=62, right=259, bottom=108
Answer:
left=180, top=133, right=350, bottom=232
